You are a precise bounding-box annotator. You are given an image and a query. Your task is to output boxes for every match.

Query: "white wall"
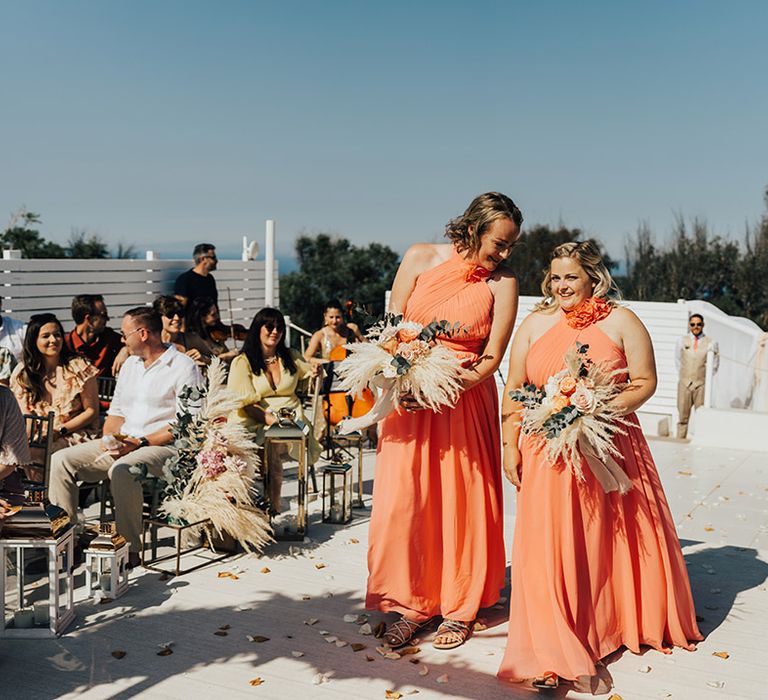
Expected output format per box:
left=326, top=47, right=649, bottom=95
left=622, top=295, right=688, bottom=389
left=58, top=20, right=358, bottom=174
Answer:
left=1, top=258, right=279, bottom=326
left=497, top=297, right=766, bottom=428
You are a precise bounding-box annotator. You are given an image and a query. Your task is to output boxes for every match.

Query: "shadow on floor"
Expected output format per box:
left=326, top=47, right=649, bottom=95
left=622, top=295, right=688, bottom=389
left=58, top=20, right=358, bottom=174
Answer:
left=681, top=540, right=768, bottom=636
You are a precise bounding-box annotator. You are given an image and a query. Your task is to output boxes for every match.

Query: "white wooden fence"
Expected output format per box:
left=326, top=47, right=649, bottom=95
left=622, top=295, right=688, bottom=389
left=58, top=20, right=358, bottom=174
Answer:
left=0, top=258, right=280, bottom=326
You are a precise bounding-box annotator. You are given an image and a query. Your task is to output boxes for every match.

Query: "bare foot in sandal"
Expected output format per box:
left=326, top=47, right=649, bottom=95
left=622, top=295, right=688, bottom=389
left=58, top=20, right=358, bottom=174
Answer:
left=383, top=616, right=425, bottom=648
left=432, top=619, right=471, bottom=649
left=531, top=671, right=559, bottom=689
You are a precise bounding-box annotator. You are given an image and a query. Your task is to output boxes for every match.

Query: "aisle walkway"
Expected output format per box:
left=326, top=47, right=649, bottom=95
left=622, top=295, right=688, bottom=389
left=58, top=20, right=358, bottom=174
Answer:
left=1, top=438, right=766, bottom=699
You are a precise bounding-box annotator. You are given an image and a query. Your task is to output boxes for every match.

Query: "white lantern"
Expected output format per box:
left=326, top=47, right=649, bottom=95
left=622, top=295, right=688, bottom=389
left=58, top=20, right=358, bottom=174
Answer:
left=84, top=522, right=129, bottom=600
left=0, top=503, right=75, bottom=637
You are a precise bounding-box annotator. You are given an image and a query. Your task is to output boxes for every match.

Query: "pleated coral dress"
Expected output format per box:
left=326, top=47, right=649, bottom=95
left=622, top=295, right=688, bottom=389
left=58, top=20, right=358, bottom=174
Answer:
left=365, top=248, right=506, bottom=623
left=498, top=305, right=702, bottom=682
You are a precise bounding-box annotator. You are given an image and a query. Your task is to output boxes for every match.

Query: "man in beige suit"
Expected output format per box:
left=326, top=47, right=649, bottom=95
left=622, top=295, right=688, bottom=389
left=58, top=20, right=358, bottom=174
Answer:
left=675, top=314, right=718, bottom=439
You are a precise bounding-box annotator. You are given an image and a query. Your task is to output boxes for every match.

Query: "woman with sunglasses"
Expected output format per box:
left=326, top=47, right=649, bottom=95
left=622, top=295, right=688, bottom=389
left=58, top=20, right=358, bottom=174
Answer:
left=10, top=313, right=99, bottom=480
left=227, top=308, right=320, bottom=513
left=153, top=296, right=211, bottom=365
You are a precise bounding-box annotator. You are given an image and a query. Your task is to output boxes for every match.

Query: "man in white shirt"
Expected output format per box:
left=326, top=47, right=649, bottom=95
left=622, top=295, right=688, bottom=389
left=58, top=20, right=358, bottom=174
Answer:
left=48, top=307, right=202, bottom=566
left=0, top=302, right=26, bottom=383
left=0, top=385, right=32, bottom=516
left=674, top=313, right=719, bottom=439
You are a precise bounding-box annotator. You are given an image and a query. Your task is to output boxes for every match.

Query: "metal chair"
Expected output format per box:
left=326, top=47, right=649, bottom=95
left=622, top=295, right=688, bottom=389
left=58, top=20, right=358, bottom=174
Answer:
left=96, top=375, right=117, bottom=419
left=311, top=365, right=366, bottom=506
left=96, top=375, right=117, bottom=402
left=22, top=411, right=55, bottom=495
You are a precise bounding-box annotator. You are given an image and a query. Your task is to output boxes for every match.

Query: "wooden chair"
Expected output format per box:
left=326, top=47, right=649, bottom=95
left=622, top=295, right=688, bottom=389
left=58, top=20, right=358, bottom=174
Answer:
left=22, top=411, right=55, bottom=497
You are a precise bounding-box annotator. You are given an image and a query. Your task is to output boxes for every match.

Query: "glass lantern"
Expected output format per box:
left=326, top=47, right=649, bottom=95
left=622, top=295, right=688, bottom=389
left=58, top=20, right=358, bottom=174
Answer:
left=84, top=522, right=129, bottom=600
left=321, top=454, right=353, bottom=525
left=0, top=503, right=74, bottom=637
left=331, top=431, right=365, bottom=508
left=263, top=408, right=309, bottom=541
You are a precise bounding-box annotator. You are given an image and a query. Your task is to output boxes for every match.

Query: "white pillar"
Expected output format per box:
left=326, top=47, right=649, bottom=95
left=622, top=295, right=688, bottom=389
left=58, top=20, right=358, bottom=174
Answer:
left=265, top=219, right=275, bottom=307
left=703, top=345, right=715, bottom=409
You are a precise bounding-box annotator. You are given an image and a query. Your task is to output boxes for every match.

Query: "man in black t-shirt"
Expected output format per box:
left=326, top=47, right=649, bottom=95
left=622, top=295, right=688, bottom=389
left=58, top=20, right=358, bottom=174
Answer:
left=174, top=243, right=219, bottom=308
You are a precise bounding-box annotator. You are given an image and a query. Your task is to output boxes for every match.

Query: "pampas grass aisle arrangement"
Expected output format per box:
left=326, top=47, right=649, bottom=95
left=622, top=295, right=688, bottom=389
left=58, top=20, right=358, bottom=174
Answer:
left=130, top=358, right=272, bottom=553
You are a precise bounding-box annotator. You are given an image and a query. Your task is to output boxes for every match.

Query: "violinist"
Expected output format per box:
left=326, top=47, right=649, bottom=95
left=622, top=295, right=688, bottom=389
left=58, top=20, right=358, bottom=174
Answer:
left=185, top=297, right=241, bottom=364
left=304, top=299, right=375, bottom=444
left=303, top=299, right=365, bottom=365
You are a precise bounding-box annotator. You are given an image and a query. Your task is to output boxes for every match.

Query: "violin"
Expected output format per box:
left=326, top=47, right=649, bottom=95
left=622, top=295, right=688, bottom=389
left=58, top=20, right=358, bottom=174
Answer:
left=209, top=322, right=248, bottom=344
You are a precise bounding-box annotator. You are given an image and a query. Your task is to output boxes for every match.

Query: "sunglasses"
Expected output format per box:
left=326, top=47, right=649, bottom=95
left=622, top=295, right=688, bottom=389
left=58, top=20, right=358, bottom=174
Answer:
left=120, top=327, right=146, bottom=339
left=689, top=322, right=703, bottom=327
left=164, top=311, right=183, bottom=319
left=263, top=322, right=285, bottom=333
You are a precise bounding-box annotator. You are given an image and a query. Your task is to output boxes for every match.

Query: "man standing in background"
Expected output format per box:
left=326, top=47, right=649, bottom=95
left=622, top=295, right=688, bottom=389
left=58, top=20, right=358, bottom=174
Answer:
left=675, top=313, right=719, bottom=439
left=174, top=243, right=219, bottom=308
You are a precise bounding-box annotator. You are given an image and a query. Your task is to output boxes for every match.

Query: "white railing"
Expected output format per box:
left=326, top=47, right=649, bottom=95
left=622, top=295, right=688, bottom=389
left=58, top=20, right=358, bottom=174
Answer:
left=0, top=258, right=279, bottom=327
left=284, top=317, right=313, bottom=355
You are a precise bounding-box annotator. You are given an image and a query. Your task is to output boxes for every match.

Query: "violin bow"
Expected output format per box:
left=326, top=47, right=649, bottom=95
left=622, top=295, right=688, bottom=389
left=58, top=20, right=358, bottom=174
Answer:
left=226, top=286, right=238, bottom=350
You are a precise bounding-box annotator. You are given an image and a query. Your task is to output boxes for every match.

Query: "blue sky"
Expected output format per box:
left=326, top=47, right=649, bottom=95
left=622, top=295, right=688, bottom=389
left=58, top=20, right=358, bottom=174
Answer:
left=1, top=1, right=766, bottom=263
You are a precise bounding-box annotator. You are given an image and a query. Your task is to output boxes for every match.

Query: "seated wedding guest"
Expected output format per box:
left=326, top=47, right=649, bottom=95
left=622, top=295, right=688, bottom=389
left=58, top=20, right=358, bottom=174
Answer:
left=174, top=243, right=219, bottom=308
left=0, top=348, right=15, bottom=386
left=153, top=295, right=210, bottom=365
left=64, top=294, right=124, bottom=377
left=0, top=300, right=26, bottom=384
left=10, top=313, right=99, bottom=480
left=48, top=307, right=202, bottom=566
left=184, top=296, right=240, bottom=364
left=0, top=384, right=32, bottom=517
left=227, top=307, right=320, bottom=514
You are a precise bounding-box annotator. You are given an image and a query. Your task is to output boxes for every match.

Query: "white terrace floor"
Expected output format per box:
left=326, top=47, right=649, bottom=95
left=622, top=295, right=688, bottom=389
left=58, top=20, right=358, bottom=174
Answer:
left=2, top=438, right=767, bottom=700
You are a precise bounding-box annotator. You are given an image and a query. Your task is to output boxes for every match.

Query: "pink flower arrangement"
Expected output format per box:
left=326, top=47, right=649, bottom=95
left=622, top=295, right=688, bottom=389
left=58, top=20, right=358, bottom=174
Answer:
left=197, top=449, right=227, bottom=479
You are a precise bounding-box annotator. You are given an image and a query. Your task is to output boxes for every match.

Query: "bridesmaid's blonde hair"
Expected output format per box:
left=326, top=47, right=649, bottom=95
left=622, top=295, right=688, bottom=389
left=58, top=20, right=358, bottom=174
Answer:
left=445, top=192, right=523, bottom=255
left=535, top=241, right=621, bottom=313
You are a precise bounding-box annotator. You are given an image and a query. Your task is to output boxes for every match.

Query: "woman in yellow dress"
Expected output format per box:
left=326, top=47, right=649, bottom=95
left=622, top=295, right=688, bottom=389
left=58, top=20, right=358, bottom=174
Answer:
left=227, top=308, right=320, bottom=513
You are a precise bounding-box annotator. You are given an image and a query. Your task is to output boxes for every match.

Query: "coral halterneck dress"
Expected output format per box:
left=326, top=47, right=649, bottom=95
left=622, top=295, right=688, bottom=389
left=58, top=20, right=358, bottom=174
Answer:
left=498, top=300, right=702, bottom=682
left=366, top=248, right=506, bottom=622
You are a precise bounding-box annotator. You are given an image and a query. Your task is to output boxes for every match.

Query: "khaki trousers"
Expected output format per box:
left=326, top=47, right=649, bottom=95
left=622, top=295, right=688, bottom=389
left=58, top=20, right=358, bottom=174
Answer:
left=48, top=439, right=175, bottom=552
left=676, top=381, right=705, bottom=439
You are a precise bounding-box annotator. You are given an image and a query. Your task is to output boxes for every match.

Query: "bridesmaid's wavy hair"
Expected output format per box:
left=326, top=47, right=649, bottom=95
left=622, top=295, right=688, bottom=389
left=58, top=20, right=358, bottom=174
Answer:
left=444, top=192, right=523, bottom=255
left=535, top=241, right=621, bottom=313
left=19, top=313, right=75, bottom=404
left=242, top=307, right=297, bottom=376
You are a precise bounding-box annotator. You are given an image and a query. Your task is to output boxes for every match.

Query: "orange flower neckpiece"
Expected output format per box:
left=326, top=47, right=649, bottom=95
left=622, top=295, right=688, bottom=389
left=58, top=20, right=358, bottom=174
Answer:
left=453, top=249, right=490, bottom=283
left=562, top=296, right=613, bottom=329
